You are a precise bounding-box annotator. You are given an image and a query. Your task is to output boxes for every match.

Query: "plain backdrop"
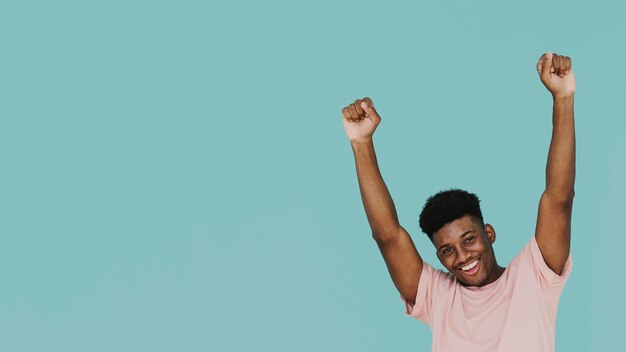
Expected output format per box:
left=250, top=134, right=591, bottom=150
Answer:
left=1, top=0, right=625, bottom=351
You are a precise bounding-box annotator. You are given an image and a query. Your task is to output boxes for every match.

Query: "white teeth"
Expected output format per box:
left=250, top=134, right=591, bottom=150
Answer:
left=462, top=260, right=478, bottom=271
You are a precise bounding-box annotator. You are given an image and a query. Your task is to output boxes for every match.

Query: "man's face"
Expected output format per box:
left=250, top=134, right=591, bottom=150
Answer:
left=432, top=215, right=501, bottom=287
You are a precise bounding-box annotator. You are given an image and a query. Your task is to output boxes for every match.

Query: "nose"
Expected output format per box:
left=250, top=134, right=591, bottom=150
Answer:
left=456, top=246, right=472, bottom=264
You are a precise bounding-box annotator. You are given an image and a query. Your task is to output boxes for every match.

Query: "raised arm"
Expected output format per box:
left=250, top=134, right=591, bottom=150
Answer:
left=341, top=97, right=423, bottom=304
left=534, top=52, right=576, bottom=275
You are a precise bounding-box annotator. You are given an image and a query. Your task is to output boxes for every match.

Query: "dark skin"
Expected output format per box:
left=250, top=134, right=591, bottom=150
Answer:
left=432, top=215, right=505, bottom=287
left=343, top=52, right=575, bottom=303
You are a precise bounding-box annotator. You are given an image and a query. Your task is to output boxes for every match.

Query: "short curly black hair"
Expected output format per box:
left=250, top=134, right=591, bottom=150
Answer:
left=419, top=188, right=484, bottom=241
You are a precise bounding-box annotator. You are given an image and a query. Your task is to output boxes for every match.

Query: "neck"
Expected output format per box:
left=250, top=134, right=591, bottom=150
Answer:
left=482, top=264, right=506, bottom=286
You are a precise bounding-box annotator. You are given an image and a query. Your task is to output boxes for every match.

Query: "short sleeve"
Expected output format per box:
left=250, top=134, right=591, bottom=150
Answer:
left=528, top=235, right=573, bottom=287
left=399, top=262, right=454, bottom=325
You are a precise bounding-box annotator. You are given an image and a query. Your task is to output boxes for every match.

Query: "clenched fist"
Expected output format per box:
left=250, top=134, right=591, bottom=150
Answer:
left=341, top=97, right=382, bottom=142
left=537, top=52, right=576, bottom=99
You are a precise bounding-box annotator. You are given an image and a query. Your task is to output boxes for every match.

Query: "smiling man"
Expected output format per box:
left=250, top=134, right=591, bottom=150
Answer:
left=341, top=52, right=575, bottom=351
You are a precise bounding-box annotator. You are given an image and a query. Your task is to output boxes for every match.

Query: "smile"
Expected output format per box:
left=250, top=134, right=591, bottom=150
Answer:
left=459, top=259, right=480, bottom=275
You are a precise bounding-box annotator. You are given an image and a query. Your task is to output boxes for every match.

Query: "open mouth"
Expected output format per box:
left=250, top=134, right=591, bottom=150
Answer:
left=459, top=258, right=480, bottom=276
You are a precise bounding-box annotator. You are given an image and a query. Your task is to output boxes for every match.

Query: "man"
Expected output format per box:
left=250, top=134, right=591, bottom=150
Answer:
left=341, top=52, right=575, bottom=351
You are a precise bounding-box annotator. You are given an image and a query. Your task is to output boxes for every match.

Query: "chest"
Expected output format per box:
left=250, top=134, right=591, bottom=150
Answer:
left=431, top=271, right=547, bottom=345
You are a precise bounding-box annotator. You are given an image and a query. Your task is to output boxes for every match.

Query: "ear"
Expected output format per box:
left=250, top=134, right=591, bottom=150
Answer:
left=484, top=223, right=496, bottom=244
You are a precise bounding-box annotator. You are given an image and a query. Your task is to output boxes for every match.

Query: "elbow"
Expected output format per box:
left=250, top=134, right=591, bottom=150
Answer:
left=372, top=226, right=402, bottom=244
left=372, top=231, right=393, bottom=245
left=543, top=188, right=575, bottom=206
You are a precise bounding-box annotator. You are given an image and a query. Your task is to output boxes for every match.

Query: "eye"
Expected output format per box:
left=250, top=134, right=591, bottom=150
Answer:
left=441, top=247, right=453, bottom=256
left=464, top=237, right=475, bottom=244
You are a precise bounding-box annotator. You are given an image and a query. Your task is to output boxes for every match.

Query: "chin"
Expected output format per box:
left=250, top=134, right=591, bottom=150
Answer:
left=455, top=272, right=487, bottom=287
left=459, top=277, right=480, bottom=287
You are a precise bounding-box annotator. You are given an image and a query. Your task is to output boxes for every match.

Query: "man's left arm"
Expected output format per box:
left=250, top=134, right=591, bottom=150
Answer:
left=534, top=52, right=576, bottom=275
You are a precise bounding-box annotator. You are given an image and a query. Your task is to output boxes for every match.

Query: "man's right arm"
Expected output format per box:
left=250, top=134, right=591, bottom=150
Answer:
left=342, top=97, right=423, bottom=305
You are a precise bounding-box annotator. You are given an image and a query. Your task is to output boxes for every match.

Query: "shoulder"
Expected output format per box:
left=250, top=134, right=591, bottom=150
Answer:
left=401, top=261, right=459, bottom=322
left=424, top=262, right=457, bottom=288
left=416, top=262, right=460, bottom=302
left=513, top=235, right=573, bottom=288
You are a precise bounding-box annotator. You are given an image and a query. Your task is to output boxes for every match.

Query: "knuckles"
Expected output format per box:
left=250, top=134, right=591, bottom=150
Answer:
left=342, top=97, right=372, bottom=119
left=550, top=53, right=572, bottom=75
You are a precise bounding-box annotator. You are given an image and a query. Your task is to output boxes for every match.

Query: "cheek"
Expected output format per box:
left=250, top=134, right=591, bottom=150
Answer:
left=473, top=240, right=489, bottom=251
left=438, top=256, right=453, bottom=269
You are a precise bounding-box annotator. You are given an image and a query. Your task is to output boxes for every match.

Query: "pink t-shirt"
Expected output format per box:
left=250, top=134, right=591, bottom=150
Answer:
left=401, top=235, right=572, bottom=352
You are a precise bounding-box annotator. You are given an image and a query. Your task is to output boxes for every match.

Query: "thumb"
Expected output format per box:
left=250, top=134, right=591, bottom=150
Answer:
left=540, top=52, right=553, bottom=83
left=361, top=99, right=381, bottom=125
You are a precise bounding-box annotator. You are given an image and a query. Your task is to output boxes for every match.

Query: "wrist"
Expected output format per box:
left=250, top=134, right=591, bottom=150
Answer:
left=552, top=93, right=574, bottom=105
left=350, top=136, right=374, bottom=146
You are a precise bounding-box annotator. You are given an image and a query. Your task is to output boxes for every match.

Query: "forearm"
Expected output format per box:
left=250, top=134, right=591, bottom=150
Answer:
left=351, top=138, right=401, bottom=241
left=544, top=95, right=576, bottom=202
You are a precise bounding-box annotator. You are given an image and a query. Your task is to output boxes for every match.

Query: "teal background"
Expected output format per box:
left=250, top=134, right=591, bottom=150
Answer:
left=1, top=0, right=624, bottom=351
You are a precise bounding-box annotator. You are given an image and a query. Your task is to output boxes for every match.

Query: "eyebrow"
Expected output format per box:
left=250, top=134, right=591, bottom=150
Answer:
left=437, top=230, right=473, bottom=251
